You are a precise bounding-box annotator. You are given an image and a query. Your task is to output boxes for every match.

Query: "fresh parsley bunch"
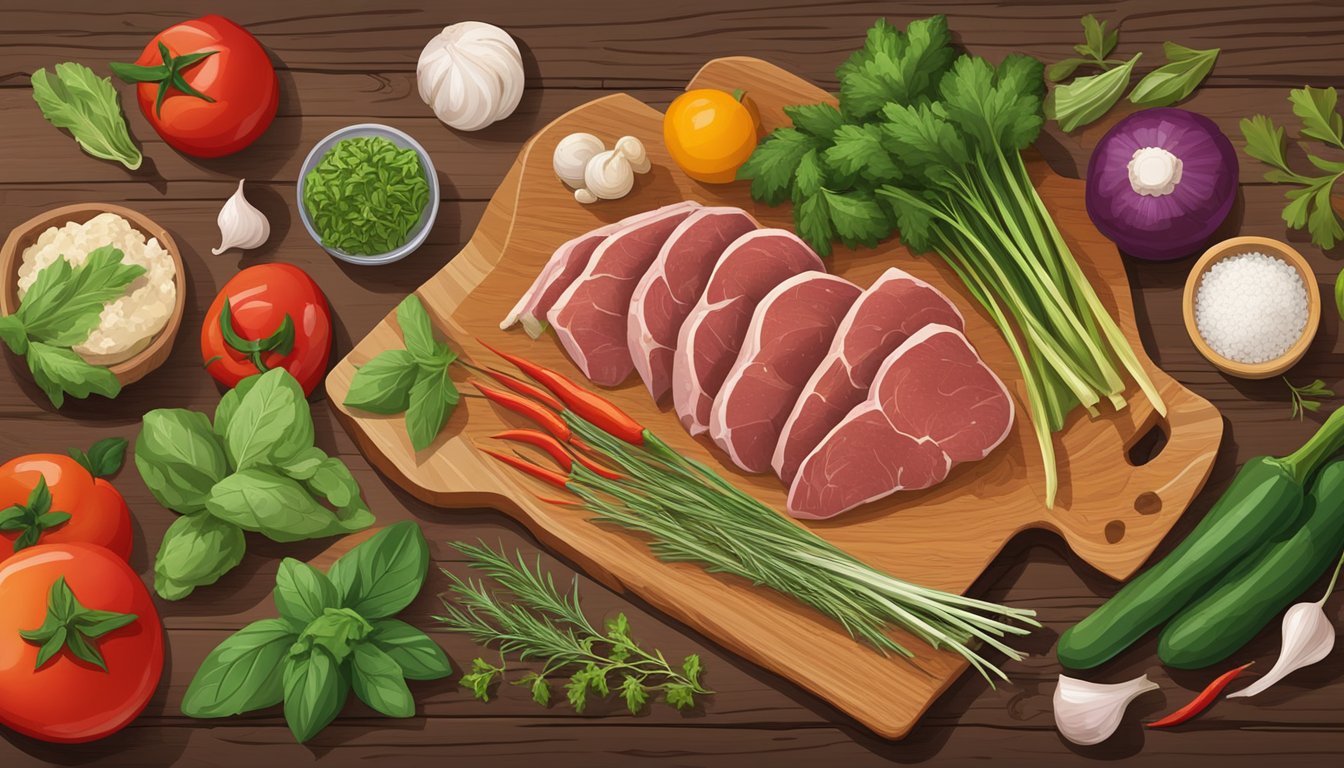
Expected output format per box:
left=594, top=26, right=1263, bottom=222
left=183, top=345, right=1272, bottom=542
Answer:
left=135, top=367, right=374, bottom=600
left=182, top=522, right=452, bottom=743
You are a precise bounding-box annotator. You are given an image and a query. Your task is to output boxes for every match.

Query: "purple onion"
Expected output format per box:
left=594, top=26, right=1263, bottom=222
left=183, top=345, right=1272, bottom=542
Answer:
left=1085, top=108, right=1238, bottom=261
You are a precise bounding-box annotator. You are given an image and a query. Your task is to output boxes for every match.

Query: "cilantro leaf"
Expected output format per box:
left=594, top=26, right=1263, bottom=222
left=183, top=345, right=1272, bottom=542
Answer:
left=1240, top=115, right=1296, bottom=176
left=837, top=15, right=954, bottom=121
left=824, top=123, right=900, bottom=183
left=784, top=103, right=843, bottom=139
left=823, top=189, right=890, bottom=248
left=735, top=128, right=814, bottom=205
left=793, top=188, right=834, bottom=257
left=793, top=148, right=825, bottom=199
left=1290, top=85, right=1344, bottom=150
left=619, top=674, right=648, bottom=714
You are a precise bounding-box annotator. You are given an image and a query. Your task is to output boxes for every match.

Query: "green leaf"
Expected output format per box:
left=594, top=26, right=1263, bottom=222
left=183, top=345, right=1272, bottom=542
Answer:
left=1077, top=14, right=1118, bottom=63
left=327, top=521, right=429, bottom=619
left=279, top=445, right=327, bottom=481
left=344, top=349, right=419, bottom=414
left=213, top=374, right=261, bottom=438
left=25, top=341, right=121, bottom=408
left=565, top=669, right=591, bottom=713
left=736, top=128, right=814, bottom=205
left=369, top=619, right=452, bottom=681
left=396, top=295, right=438, bottom=362
left=283, top=647, right=349, bottom=743
left=664, top=683, right=697, bottom=711
left=206, top=468, right=365, bottom=543
left=275, top=558, right=340, bottom=624
left=837, top=15, right=954, bottom=121
left=1308, top=177, right=1344, bottom=249
left=793, top=148, right=825, bottom=200
left=1047, top=57, right=1092, bottom=83
left=135, top=408, right=230, bottom=515
left=1241, top=115, right=1294, bottom=175
left=461, top=657, right=503, bottom=702
left=619, top=674, right=648, bottom=714
left=297, top=607, right=373, bottom=661
left=0, top=315, right=28, bottom=356
left=351, top=643, right=415, bottom=718
left=18, top=576, right=137, bottom=671
left=68, top=436, right=127, bottom=478
left=1045, top=52, right=1141, bottom=132
left=17, top=246, right=145, bottom=346
left=181, top=618, right=296, bottom=717
left=682, top=654, right=703, bottom=686
left=31, top=62, right=142, bottom=170
left=1290, top=85, right=1344, bottom=149
left=304, top=456, right=368, bottom=517
left=825, top=123, right=900, bottom=183
left=223, top=368, right=314, bottom=471
left=1128, top=43, right=1218, bottom=107
left=783, top=102, right=843, bottom=139
left=404, top=364, right=457, bottom=451
left=793, top=188, right=834, bottom=257
left=526, top=674, right=552, bottom=707
left=154, top=513, right=246, bottom=601
left=822, top=189, right=891, bottom=247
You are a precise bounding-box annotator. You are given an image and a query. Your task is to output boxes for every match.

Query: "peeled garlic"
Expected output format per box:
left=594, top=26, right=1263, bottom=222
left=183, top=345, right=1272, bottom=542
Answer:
left=614, top=135, right=651, bottom=173
left=1053, top=674, right=1158, bottom=746
left=417, top=21, right=524, bottom=132
left=554, top=133, right=605, bottom=189
left=212, top=179, right=270, bottom=255
left=579, top=149, right=635, bottom=203
left=1228, top=555, right=1342, bottom=699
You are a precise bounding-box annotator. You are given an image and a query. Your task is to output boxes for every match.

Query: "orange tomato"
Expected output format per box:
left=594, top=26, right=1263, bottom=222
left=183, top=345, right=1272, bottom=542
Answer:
left=0, top=455, right=132, bottom=562
left=663, top=88, right=760, bottom=184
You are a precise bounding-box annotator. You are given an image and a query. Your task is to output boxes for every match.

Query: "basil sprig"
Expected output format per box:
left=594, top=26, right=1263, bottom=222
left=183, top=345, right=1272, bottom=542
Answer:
left=135, top=368, right=374, bottom=600
left=182, top=521, right=451, bottom=743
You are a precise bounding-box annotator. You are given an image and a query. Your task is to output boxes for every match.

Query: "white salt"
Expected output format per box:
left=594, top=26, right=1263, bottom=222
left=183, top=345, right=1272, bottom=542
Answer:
left=1194, top=251, right=1308, bottom=364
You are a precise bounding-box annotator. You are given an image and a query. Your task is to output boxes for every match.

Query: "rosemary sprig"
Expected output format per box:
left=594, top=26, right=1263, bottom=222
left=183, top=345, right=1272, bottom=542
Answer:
left=435, top=542, right=709, bottom=713
left=1287, top=377, right=1334, bottom=420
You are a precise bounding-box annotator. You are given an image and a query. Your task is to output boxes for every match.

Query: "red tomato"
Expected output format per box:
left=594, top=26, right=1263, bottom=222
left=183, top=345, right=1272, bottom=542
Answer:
left=0, top=543, right=164, bottom=743
left=112, top=15, right=278, bottom=158
left=0, top=454, right=132, bottom=562
left=202, top=263, right=333, bottom=396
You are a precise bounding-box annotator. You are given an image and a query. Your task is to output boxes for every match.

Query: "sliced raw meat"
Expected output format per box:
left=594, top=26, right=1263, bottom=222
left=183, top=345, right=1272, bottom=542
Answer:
left=547, top=203, right=699, bottom=385
left=772, top=267, right=965, bottom=484
left=672, top=229, right=825, bottom=435
left=709, top=273, right=861, bottom=473
left=787, top=324, right=1014, bottom=520
left=627, top=207, right=758, bottom=401
left=502, top=202, right=697, bottom=338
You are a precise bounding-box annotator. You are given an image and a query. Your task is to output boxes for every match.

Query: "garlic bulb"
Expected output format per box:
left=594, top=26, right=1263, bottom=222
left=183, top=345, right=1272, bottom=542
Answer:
left=1053, top=674, right=1158, bottom=746
left=580, top=149, right=635, bottom=202
left=417, top=21, right=524, bottom=132
left=615, top=135, right=651, bottom=173
left=212, top=179, right=270, bottom=255
left=554, top=133, right=605, bottom=189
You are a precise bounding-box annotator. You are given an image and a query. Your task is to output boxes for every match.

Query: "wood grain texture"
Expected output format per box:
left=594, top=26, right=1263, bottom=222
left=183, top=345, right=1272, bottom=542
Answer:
left=0, top=1, right=1342, bottom=765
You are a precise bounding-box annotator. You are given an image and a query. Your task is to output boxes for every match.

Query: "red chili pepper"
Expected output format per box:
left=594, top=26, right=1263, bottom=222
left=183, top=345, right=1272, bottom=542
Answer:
left=472, top=381, right=572, bottom=442
left=480, top=448, right=570, bottom=489
left=493, top=429, right=625, bottom=481
left=478, top=339, right=646, bottom=445
left=534, top=493, right=585, bottom=508
left=1147, top=662, right=1253, bottom=728
left=479, top=367, right=565, bottom=413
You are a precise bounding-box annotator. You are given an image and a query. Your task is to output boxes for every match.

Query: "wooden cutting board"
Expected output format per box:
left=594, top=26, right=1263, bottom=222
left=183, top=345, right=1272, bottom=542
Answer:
left=326, top=57, right=1223, bottom=739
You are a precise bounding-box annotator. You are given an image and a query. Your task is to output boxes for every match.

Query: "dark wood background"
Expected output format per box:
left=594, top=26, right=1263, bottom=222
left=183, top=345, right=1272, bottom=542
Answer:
left=2, top=1, right=1343, bottom=765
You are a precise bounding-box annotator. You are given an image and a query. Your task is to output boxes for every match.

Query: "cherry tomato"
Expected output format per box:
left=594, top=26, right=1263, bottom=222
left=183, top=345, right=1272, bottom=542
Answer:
left=663, top=88, right=761, bottom=183
left=202, top=264, right=333, bottom=396
left=0, top=452, right=132, bottom=562
left=111, top=15, right=278, bottom=158
left=0, top=543, right=164, bottom=743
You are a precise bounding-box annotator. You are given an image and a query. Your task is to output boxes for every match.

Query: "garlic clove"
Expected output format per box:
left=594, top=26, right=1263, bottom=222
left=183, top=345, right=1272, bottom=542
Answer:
left=575, top=188, right=598, bottom=205
left=615, top=136, right=651, bottom=174
left=554, top=133, right=606, bottom=189
left=212, top=179, right=270, bottom=256
left=1227, top=601, right=1336, bottom=698
left=1053, top=674, right=1159, bottom=746
left=583, top=149, right=635, bottom=200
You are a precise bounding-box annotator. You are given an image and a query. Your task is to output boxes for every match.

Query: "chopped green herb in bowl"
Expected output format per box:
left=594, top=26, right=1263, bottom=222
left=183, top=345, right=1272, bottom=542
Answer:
left=297, top=124, right=438, bottom=265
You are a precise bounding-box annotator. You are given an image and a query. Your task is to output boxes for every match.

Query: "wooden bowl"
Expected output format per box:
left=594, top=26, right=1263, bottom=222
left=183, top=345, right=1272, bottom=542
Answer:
left=0, top=203, right=187, bottom=387
left=1182, top=235, right=1320, bottom=379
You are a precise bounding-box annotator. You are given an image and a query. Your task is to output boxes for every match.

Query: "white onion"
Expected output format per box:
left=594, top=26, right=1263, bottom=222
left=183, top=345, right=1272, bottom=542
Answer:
left=417, top=22, right=524, bottom=132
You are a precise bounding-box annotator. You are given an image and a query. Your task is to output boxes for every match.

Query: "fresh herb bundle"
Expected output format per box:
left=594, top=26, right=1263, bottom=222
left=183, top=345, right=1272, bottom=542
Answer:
left=437, top=541, right=709, bottom=713
left=30, top=62, right=142, bottom=170
left=0, top=245, right=143, bottom=407
left=737, top=16, right=1164, bottom=504
left=344, top=295, right=460, bottom=451
left=1287, top=377, right=1334, bottom=420
left=135, top=368, right=374, bottom=600
left=182, top=522, right=453, bottom=743
left=1241, top=86, right=1344, bottom=250
left=302, top=136, right=429, bottom=255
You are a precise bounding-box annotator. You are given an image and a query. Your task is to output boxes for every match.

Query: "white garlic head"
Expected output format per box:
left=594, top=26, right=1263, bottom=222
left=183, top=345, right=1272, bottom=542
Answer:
left=417, top=21, right=524, bottom=132
left=1053, top=674, right=1158, bottom=746
left=614, top=136, right=651, bottom=173
left=554, top=133, right=605, bottom=189
left=581, top=149, right=636, bottom=202
left=212, top=179, right=270, bottom=255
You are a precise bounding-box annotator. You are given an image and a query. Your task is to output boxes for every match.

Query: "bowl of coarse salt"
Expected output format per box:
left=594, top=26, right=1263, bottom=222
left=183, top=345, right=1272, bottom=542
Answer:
left=1183, top=236, right=1320, bottom=379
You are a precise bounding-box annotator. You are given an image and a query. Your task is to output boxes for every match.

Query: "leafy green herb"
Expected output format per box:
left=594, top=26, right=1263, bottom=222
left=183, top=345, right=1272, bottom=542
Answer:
left=182, top=522, right=451, bottom=743
left=1047, top=14, right=1122, bottom=82
left=344, top=295, right=459, bottom=451
left=1129, top=43, right=1220, bottom=107
left=302, top=136, right=429, bottom=256
left=135, top=368, right=374, bottom=600
left=30, top=62, right=142, bottom=170
left=436, top=541, right=710, bottom=714
left=68, top=437, right=128, bottom=478
left=0, top=245, right=144, bottom=407
left=19, top=576, right=137, bottom=670
left=1287, top=377, right=1334, bottom=420
left=1242, top=86, right=1344, bottom=249
left=1045, top=52, right=1141, bottom=132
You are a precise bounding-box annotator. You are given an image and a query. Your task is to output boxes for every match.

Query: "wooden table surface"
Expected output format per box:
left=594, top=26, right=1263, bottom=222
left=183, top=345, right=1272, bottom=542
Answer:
left=2, top=1, right=1342, bottom=766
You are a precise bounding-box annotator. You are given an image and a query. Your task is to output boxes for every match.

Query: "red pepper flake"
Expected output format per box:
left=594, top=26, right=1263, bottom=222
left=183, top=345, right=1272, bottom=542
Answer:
left=1147, top=662, right=1253, bottom=728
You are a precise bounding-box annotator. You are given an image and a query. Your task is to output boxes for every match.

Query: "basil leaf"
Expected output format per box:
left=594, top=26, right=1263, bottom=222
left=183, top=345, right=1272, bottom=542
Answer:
left=343, top=349, right=419, bottom=414
left=395, top=294, right=436, bottom=361
left=18, top=246, right=146, bottom=346
left=1045, top=52, right=1141, bottom=132
left=305, top=457, right=365, bottom=513
left=1128, top=43, right=1218, bottom=107
left=206, top=468, right=367, bottom=543
left=405, top=365, right=457, bottom=452
left=370, top=619, right=452, bottom=680
left=224, top=368, right=313, bottom=471
left=283, top=646, right=349, bottom=743
left=275, top=558, right=340, bottom=624
left=213, top=374, right=261, bottom=439
left=30, top=62, right=142, bottom=170
left=280, top=445, right=328, bottom=481
left=135, top=408, right=230, bottom=514
left=182, top=618, right=296, bottom=717
left=154, top=513, right=246, bottom=601
left=328, top=521, right=429, bottom=620
left=68, top=436, right=128, bottom=478
left=351, top=642, right=415, bottom=718
left=26, top=341, right=121, bottom=408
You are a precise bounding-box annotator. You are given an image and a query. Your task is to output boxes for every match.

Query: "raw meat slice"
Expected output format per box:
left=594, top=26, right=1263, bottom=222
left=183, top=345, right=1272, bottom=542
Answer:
left=626, top=207, right=758, bottom=401
left=709, top=273, right=861, bottom=473
left=547, top=203, right=699, bottom=385
left=772, top=267, right=965, bottom=484
left=672, top=229, right=824, bottom=435
left=501, top=202, right=697, bottom=338
left=787, top=324, right=1014, bottom=520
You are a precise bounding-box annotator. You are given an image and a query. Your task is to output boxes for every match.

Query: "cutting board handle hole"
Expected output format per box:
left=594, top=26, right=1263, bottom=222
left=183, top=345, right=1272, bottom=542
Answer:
left=1104, top=520, right=1126, bottom=543
left=1126, top=418, right=1169, bottom=467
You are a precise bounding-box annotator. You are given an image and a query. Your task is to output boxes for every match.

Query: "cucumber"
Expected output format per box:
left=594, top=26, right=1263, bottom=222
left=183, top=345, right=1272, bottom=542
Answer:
left=1159, top=458, right=1344, bottom=669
